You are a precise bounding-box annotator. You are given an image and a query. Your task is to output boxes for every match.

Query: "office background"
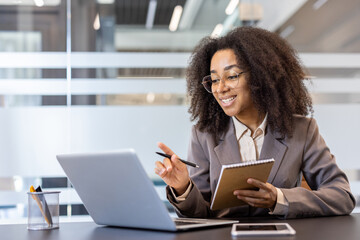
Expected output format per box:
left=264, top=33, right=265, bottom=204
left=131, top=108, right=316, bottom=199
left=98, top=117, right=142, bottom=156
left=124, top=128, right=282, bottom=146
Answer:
left=0, top=0, right=359, bottom=221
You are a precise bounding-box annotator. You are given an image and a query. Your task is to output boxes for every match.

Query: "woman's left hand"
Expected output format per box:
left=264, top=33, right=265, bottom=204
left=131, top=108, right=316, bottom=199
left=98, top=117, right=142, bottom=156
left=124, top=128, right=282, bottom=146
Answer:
left=233, top=178, right=278, bottom=209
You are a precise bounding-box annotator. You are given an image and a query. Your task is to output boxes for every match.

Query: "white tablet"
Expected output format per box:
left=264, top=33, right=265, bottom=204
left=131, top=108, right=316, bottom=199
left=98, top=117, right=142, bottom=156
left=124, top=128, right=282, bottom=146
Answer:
left=231, top=223, right=296, bottom=237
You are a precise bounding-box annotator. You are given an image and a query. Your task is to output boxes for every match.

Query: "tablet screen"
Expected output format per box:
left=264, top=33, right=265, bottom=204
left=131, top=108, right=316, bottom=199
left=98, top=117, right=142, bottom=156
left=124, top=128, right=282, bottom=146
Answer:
left=231, top=223, right=296, bottom=236
left=235, top=224, right=288, bottom=231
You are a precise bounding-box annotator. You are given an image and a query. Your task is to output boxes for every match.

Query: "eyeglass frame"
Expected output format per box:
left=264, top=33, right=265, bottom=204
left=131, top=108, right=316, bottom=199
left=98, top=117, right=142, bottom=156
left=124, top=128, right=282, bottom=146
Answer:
left=201, top=69, right=247, bottom=93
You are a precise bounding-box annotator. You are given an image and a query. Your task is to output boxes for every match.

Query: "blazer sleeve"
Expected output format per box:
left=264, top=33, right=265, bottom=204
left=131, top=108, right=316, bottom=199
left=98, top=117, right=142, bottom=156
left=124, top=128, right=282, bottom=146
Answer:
left=281, top=118, right=356, bottom=218
left=166, top=126, right=215, bottom=218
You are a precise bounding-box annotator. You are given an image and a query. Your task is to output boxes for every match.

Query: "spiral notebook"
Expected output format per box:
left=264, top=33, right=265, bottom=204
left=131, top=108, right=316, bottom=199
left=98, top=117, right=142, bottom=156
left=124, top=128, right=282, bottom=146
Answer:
left=210, top=158, right=275, bottom=210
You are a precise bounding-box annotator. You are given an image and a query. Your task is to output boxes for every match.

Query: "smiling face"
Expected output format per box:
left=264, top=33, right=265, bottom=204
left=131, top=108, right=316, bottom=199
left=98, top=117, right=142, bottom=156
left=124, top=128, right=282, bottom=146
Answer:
left=210, top=49, right=258, bottom=121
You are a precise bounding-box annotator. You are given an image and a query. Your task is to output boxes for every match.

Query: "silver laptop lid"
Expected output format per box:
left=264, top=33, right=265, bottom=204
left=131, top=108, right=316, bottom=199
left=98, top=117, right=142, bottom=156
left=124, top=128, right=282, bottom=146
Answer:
left=57, top=149, right=177, bottom=231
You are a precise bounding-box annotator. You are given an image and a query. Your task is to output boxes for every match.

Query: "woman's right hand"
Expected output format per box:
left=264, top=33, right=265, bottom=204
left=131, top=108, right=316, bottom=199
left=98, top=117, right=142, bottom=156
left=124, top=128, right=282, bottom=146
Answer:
left=154, top=142, right=190, bottom=195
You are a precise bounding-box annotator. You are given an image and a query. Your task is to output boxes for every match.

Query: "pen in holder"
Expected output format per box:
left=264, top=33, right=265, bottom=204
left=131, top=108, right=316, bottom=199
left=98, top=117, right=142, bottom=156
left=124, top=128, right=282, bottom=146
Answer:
left=27, top=187, right=60, bottom=230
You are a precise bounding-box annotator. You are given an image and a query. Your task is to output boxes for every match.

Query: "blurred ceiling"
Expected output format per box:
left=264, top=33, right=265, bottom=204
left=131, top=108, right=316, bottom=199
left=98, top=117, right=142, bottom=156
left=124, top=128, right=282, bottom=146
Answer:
left=114, top=0, right=187, bottom=26
left=1, top=0, right=359, bottom=54
left=3, top=0, right=358, bottom=53
left=110, top=0, right=309, bottom=52
left=102, top=0, right=360, bottom=53
left=277, top=0, right=360, bottom=53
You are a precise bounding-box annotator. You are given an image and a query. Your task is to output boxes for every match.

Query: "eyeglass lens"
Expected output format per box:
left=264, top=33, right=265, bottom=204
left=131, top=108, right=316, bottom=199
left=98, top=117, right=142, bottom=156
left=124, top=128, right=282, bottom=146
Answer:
left=202, top=70, right=241, bottom=93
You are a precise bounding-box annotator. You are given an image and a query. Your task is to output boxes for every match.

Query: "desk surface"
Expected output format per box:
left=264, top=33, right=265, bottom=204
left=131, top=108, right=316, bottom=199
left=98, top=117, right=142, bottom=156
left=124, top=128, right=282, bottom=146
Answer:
left=1, top=213, right=360, bottom=240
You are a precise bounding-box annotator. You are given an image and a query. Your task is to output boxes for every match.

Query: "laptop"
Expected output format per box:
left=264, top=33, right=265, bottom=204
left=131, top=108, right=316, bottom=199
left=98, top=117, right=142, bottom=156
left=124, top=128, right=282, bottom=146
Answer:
left=56, top=149, right=238, bottom=231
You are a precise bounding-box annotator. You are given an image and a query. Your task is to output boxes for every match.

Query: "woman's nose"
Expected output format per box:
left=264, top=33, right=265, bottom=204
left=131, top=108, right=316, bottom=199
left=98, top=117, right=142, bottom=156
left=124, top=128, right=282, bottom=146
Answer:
left=215, top=79, right=229, bottom=93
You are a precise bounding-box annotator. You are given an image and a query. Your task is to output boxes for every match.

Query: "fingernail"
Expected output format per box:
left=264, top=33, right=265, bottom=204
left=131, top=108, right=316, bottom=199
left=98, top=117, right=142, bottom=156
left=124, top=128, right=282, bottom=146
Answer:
left=159, top=169, right=165, bottom=175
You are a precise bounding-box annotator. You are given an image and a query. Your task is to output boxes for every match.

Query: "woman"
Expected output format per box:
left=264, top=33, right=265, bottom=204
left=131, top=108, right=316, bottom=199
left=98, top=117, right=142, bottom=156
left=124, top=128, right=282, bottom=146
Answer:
left=154, top=27, right=355, bottom=218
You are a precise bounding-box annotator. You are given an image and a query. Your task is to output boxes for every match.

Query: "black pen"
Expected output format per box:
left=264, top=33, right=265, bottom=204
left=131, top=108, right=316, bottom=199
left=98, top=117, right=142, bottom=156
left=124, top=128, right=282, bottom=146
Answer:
left=155, top=152, right=199, bottom=168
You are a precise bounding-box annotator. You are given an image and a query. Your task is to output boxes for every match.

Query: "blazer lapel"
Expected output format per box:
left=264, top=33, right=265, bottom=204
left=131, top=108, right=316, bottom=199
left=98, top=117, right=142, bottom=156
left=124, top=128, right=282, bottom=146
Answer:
left=214, top=122, right=242, bottom=165
left=260, top=130, right=288, bottom=184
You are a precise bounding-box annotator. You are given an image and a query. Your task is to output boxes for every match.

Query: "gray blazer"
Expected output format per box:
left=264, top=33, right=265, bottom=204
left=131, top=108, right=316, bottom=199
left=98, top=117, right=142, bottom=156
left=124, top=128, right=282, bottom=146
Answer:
left=167, top=115, right=356, bottom=218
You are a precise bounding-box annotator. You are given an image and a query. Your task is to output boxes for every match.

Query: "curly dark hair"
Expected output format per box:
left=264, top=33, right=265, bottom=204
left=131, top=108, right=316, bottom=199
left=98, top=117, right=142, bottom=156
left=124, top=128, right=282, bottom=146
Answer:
left=186, top=26, right=313, bottom=142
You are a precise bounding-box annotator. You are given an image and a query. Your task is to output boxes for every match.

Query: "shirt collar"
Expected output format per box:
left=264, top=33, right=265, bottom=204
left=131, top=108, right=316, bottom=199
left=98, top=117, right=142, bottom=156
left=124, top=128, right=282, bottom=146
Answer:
left=232, top=113, right=268, bottom=140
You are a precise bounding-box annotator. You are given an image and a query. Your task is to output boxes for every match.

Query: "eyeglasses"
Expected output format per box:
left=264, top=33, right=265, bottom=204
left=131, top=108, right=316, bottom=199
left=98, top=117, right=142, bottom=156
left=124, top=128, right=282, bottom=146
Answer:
left=201, top=70, right=246, bottom=93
